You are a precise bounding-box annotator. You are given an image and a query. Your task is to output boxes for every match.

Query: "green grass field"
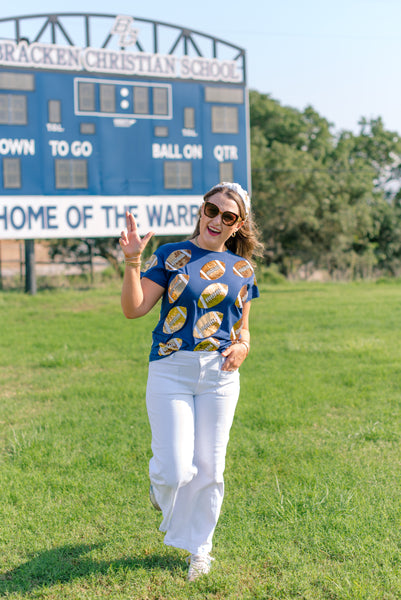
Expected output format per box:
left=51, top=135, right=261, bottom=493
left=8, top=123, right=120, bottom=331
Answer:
left=1, top=280, right=401, bottom=599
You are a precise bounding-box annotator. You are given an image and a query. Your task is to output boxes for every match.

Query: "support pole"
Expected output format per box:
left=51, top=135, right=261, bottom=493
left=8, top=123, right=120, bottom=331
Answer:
left=0, top=241, right=2, bottom=291
left=88, top=240, right=94, bottom=284
left=25, top=239, right=37, bottom=295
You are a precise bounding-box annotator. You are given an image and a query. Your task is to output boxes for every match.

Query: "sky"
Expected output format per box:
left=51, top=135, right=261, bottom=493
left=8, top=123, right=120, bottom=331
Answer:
left=1, top=0, right=401, bottom=135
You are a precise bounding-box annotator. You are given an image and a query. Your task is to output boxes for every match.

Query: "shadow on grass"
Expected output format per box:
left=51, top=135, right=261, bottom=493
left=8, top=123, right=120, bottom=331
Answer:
left=0, top=543, right=185, bottom=596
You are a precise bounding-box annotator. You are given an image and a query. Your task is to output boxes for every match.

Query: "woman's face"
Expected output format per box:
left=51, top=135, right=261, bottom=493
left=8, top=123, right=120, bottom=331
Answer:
left=197, top=192, right=243, bottom=252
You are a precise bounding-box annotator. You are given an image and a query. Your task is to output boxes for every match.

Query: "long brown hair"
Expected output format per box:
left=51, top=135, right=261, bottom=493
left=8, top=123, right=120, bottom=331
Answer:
left=190, top=185, right=264, bottom=263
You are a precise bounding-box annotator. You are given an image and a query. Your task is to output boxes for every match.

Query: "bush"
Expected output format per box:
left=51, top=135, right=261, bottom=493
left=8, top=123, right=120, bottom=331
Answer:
left=258, top=264, right=287, bottom=284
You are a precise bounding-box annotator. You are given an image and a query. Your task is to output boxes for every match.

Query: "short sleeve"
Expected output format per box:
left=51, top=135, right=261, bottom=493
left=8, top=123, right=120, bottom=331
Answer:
left=247, top=278, right=260, bottom=301
left=140, top=249, right=168, bottom=289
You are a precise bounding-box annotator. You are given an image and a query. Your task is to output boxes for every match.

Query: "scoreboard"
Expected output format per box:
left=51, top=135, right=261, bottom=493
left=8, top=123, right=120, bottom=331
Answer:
left=0, top=13, right=249, bottom=239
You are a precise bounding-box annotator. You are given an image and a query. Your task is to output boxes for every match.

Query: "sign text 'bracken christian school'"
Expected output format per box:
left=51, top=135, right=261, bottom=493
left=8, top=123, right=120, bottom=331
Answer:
left=0, top=39, right=242, bottom=83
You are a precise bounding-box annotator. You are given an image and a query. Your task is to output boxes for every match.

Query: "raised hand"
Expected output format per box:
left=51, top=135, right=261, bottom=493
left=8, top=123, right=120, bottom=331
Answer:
left=119, top=211, right=154, bottom=258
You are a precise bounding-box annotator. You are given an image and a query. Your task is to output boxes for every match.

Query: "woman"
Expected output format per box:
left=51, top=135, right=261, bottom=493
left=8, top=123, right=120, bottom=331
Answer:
left=120, top=182, right=262, bottom=582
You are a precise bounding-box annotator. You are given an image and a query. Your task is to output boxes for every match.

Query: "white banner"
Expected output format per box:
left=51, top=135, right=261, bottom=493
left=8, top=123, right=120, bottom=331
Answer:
left=0, top=196, right=203, bottom=240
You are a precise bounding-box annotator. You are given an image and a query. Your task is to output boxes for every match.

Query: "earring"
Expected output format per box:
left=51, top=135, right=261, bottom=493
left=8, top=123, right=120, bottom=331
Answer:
left=231, top=231, right=237, bottom=237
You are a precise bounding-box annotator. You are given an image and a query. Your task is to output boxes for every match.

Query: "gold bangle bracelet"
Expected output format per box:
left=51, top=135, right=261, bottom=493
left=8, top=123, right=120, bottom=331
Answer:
left=239, top=340, right=250, bottom=355
left=125, top=261, right=141, bottom=268
left=125, top=254, right=141, bottom=260
left=232, top=339, right=250, bottom=355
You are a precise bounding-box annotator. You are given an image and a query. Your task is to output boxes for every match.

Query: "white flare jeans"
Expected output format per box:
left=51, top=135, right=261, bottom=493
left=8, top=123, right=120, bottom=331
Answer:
left=146, top=350, right=240, bottom=556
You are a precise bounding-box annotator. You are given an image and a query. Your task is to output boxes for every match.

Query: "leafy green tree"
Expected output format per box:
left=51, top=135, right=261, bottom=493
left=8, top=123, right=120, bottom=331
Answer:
left=250, top=90, right=401, bottom=277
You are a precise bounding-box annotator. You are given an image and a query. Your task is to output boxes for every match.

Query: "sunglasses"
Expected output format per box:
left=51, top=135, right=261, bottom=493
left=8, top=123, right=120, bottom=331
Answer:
left=203, top=201, right=240, bottom=226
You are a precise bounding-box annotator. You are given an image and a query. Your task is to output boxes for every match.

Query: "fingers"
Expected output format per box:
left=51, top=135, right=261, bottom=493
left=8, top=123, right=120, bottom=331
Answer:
left=221, top=344, right=235, bottom=357
left=122, top=211, right=140, bottom=241
left=142, top=231, right=155, bottom=247
left=221, top=344, right=247, bottom=371
left=221, top=346, right=235, bottom=371
left=119, top=217, right=154, bottom=255
left=126, top=211, right=137, bottom=232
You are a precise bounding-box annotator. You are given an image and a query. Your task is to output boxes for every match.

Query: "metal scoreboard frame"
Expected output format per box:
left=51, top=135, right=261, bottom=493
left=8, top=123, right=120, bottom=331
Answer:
left=0, top=13, right=250, bottom=240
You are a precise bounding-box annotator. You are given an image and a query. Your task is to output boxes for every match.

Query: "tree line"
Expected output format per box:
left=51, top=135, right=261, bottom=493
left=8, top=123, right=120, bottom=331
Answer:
left=250, top=90, right=401, bottom=278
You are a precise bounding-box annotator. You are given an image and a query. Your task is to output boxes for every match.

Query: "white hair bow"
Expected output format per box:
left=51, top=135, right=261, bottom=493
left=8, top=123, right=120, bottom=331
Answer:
left=210, top=182, right=251, bottom=219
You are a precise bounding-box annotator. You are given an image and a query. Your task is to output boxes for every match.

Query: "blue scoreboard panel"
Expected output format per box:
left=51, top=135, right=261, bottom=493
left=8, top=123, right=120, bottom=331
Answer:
left=0, top=14, right=249, bottom=239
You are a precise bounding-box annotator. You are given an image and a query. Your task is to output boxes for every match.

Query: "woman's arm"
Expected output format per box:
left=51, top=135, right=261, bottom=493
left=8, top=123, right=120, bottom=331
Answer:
left=221, top=301, right=252, bottom=371
left=120, top=211, right=165, bottom=319
left=121, top=272, right=164, bottom=319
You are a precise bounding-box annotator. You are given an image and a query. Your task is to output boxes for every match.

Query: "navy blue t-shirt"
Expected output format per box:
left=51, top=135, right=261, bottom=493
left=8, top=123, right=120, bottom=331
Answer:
left=141, top=240, right=259, bottom=362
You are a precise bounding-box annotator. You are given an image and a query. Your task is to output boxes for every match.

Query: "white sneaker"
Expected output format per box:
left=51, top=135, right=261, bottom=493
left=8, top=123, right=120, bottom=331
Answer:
left=149, top=484, right=161, bottom=511
left=186, top=553, right=214, bottom=582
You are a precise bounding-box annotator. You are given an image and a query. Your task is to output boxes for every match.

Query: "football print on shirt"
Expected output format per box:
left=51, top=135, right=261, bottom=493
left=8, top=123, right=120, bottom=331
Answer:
left=143, top=254, right=157, bottom=272
left=194, top=337, right=220, bottom=351
left=165, top=249, right=192, bottom=271
left=163, top=306, right=187, bottom=333
left=199, top=259, right=226, bottom=280
left=198, top=283, right=228, bottom=309
left=235, top=284, right=249, bottom=308
left=168, top=274, right=190, bottom=303
left=230, top=317, right=243, bottom=341
left=193, top=311, right=224, bottom=338
left=158, top=338, right=183, bottom=356
left=233, top=259, right=253, bottom=278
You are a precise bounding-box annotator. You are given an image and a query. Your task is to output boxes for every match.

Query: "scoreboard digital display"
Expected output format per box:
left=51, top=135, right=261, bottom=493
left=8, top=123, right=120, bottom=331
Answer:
left=0, top=13, right=249, bottom=239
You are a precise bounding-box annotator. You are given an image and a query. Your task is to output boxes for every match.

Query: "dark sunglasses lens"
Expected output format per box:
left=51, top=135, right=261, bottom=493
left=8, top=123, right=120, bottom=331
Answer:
left=222, top=212, right=238, bottom=226
left=204, top=202, right=219, bottom=218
